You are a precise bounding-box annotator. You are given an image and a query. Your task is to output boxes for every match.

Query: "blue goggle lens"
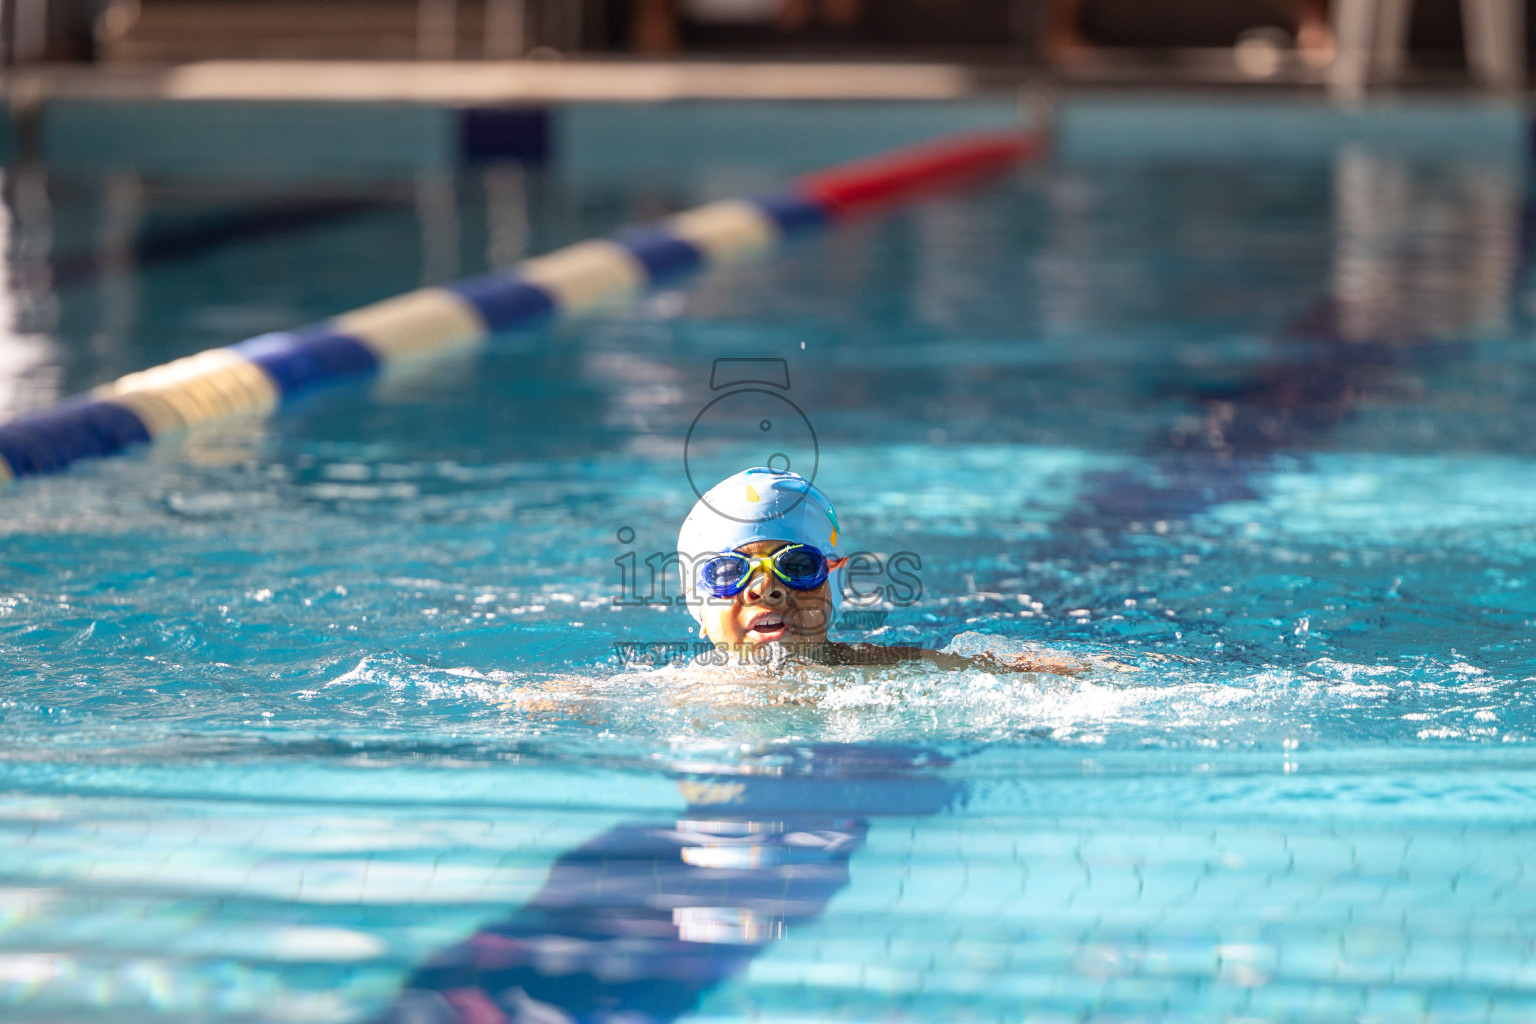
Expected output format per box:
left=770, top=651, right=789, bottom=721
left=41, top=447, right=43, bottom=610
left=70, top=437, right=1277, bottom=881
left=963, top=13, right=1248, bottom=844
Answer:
left=700, top=555, right=750, bottom=594
left=774, top=546, right=824, bottom=583
left=697, top=545, right=830, bottom=598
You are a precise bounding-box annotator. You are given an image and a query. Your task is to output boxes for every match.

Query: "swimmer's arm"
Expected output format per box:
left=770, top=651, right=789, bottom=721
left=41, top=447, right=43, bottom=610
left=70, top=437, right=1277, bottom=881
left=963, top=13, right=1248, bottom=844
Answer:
left=942, top=648, right=1092, bottom=676
left=825, top=642, right=1092, bottom=676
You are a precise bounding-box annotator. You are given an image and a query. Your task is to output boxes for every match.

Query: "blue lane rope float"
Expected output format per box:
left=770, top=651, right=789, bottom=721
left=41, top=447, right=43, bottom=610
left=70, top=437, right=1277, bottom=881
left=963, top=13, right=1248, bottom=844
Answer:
left=0, top=130, right=1041, bottom=486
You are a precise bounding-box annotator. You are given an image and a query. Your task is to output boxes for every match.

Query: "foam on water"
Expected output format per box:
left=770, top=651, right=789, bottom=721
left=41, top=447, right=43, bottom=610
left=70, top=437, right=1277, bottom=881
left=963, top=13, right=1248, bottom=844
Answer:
left=3, top=437, right=1535, bottom=762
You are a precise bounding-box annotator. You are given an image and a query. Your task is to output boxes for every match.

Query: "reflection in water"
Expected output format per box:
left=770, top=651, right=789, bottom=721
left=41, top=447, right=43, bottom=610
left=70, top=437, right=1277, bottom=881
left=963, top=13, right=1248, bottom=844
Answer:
left=417, top=172, right=462, bottom=287
left=1079, top=152, right=1524, bottom=532
left=93, top=174, right=145, bottom=378
left=381, top=746, right=960, bottom=1024
left=483, top=164, right=531, bottom=270
left=0, top=167, right=61, bottom=418
left=1225, top=151, right=1520, bottom=453
left=1332, top=148, right=1518, bottom=344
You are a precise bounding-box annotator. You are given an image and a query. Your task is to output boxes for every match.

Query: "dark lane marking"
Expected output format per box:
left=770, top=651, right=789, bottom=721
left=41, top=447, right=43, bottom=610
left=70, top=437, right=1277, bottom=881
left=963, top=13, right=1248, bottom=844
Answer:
left=48, top=197, right=390, bottom=290
left=378, top=745, right=960, bottom=1024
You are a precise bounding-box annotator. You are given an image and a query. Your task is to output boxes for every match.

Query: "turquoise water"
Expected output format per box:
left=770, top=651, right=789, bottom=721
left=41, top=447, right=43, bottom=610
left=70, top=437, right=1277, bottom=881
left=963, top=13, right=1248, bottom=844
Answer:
left=4, top=106, right=1536, bottom=1022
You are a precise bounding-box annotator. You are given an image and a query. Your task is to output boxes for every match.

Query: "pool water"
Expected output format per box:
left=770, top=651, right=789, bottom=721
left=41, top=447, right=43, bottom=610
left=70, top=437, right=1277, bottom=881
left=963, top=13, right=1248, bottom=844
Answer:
left=4, top=100, right=1536, bottom=1022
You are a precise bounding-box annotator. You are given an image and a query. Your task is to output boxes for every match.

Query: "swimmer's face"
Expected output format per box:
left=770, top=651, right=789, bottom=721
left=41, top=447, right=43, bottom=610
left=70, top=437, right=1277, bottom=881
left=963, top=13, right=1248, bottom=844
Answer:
left=699, top=539, right=833, bottom=649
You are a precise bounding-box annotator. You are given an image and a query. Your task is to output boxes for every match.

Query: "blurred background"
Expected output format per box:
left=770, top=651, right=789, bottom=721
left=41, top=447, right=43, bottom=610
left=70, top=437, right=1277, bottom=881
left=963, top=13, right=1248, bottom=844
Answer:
left=0, top=0, right=1527, bottom=88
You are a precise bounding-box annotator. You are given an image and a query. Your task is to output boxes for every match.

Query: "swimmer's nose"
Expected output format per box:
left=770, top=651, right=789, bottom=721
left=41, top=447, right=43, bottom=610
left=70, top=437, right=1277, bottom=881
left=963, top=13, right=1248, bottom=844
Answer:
left=743, top=570, right=785, bottom=605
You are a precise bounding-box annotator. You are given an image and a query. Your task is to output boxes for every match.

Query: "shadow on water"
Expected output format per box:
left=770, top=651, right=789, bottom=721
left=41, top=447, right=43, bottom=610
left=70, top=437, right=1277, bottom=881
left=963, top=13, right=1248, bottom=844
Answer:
left=1073, top=148, right=1531, bottom=533
left=378, top=745, right=961, bottom=1024
left=1072, top=303, right=1476, bottom=533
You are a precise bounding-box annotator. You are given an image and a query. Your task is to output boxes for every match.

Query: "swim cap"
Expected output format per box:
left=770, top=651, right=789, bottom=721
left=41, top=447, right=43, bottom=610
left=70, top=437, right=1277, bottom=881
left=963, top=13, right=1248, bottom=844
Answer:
left=676, top=468, right=845, bottom=630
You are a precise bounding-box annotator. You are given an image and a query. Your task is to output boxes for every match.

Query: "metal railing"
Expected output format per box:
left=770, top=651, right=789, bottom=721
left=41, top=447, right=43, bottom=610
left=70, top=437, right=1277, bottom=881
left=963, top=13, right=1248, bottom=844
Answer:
left=1330, top=0, right=1524, bottom=97
left=2, top=0, right=52, bottom=63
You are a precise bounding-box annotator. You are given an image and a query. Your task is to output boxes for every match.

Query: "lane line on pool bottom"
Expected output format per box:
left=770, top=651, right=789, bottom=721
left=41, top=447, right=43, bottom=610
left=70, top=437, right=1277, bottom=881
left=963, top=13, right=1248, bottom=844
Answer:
left=0, top=129, right=1041, bottom=483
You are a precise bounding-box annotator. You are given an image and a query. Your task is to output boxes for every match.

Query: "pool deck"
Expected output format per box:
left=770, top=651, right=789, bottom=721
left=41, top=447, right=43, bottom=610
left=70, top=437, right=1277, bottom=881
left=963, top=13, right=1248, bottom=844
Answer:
left=0, top=53, right=1353, bottom=106
left=9, top=59, right=986, bottom=103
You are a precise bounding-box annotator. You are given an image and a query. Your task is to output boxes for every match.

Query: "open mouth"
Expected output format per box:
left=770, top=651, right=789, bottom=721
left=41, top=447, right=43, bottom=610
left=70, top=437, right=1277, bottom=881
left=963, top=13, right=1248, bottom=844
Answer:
left=745, top=611, right=789, bottom=641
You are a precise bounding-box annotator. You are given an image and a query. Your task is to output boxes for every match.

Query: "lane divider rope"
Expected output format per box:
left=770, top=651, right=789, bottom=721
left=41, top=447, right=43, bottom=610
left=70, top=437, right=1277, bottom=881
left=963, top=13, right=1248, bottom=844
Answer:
left=0, top=129, right=1042, bottom=484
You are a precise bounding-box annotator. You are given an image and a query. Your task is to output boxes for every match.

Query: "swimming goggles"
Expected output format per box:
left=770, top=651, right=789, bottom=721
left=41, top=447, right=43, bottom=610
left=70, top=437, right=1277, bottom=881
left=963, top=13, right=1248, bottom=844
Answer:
left=697, top=544, right=846, bottom=599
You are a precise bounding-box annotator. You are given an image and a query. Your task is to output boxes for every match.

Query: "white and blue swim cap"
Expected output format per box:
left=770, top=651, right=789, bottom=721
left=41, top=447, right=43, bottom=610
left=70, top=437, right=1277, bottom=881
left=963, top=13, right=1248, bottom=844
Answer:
left=677, top=468, right=845, bottom=628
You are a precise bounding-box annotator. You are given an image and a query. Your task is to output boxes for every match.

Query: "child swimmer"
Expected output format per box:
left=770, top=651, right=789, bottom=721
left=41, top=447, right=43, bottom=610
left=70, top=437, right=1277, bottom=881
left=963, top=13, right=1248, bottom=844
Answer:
left=677, top=468, right=1090, bottom=675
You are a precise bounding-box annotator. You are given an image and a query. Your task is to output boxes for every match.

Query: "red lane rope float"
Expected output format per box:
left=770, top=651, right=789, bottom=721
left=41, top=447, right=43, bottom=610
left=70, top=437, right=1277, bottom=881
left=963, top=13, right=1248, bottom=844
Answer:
left=797, top=130, right=1044, bottom=220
